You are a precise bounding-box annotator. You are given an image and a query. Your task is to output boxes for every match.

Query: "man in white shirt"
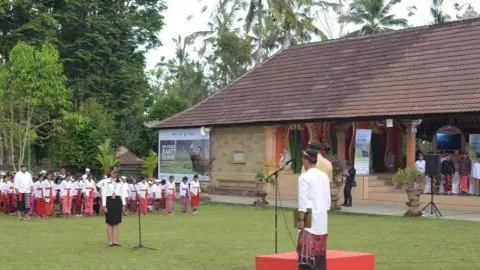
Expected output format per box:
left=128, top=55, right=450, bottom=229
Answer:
left=82, top=168, right=90, bottom=181
left=472, top=155, right=480, bottom=195
left=14, top=164, right=34, bottom=220
left=297, top=149, right=330, bottom=270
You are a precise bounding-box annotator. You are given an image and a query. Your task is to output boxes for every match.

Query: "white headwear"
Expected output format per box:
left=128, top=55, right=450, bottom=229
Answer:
left=0, top=172, right=5, bottom=176
left=121, top=176, right=127, bottom=180
left=40, top=170, right=47, bottom=174
left=154, top=179, right=161, bottom=183
left=148, top=181, right=153, bottom=185
left=85, top=168, right=90, bottom=172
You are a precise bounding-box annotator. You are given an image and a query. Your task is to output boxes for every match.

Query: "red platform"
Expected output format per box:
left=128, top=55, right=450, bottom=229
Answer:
left=256, top=250, right=375, bottom=270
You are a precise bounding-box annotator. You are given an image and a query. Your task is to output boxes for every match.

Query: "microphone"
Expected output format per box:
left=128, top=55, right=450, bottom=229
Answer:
left=283, top=159, right=295, bottom=166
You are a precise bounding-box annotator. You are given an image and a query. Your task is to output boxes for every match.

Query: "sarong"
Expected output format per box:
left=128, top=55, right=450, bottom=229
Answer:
left=26, top=194, right=36, bottom=216
left=62, top=196, right=72, bottom=215
left=161, top=190, right=166, bottom=209
left=44, top=199, right=53, bottom=217
left=84, top=189, right=94, bottom=216
left=153, top=199, right=161, bottom=210
left=0, top=192, right=3, bottom=212
left=54, top=190, right=62, bottom=216
left=3, top=194, right=8, bottom=214
left=181, top=196, right=188, bottom=212
left=74, top=190, right=82, bottom=214
left=8, top=193, right=15, bottom=213
left=460, top=175, right=470, bottom=193
left=36, top=198, right=45, bottom=217
left=443, top=174, right=452, bottom=192
left=140, top=197, right=148, bottom=215
left=166, top=194, right=174, bottom=213
left=191, top=194, right=199, bottom=209
left=129, top=196, right=138, bottom=212
left=297, top=230, right=328, bottom=269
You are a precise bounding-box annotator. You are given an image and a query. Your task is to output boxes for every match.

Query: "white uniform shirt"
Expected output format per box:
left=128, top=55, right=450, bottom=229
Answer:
left=122, top=182, right=129, bottom=199
left=101, top=178, right=126, bottom=206
left=137, top=182, right=150, bottom=199
left=96, top=179, right=108, bottom=190
left=165, top=181, right=176, bottom=196
left=189, top=181, right=201, bottom=196
left=34, top=181, right=44, bottom=198
left=1, top=181, right=14, bottom=194
left=473, top=162, right=480, bottom=179
left=83, top=180, right=96, bottom=198
left=150, top=184, right=162, bottom=199
left=42, top=180, right=54, bottom=198
left=60, top=180, right=74, bottom=197
left=128, top=183, right=138, bottom=200
left=180, top=182, right=189, bottom=197
left=73, top=181, right=83, bottom=196
left=82, top=173, right=88, bottom=181
left=298, top=168, right=331, bottom=235
left=415, top=160, right=426, bottom=174
left=14, top=171, right=33, bottom=193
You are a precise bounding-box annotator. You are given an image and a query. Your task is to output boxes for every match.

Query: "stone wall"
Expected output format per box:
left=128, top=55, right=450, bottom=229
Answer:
left=210, top=126, right=265, bottom=195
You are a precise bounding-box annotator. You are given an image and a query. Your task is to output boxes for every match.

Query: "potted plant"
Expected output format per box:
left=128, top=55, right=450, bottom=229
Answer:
left=328, top=155, right=348, bottom=210
left=392, top=165, right=425, bottom=217
left=142, top=150, right=158, bottom=181
left=254, top=168, right=275, bottom=206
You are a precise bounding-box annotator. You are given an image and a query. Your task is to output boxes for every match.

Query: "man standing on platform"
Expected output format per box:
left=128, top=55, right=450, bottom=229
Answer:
left=301, top=141, right=333, bottom=183
left=297, top=149, right=331, bottom=270
left=14, top=164, right=34, bottom=220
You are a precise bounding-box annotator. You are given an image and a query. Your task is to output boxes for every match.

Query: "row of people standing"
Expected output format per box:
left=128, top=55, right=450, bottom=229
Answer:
left=416, top=153, right=480, bottom=195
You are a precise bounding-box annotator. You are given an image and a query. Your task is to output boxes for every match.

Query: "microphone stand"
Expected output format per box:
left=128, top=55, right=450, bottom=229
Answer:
left=267, top=161, right=292, bottom=254
left=130, top=176, right=156, bottom=251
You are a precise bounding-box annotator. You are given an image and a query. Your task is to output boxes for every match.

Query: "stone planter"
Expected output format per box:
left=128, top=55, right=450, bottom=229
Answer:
left=253, top=181, right=269, bottom=206
left=200, top=182, right=212, bottom=201
left=330, top=182, right=341, bottom=211
left=404, top=188, right=422, bottom=217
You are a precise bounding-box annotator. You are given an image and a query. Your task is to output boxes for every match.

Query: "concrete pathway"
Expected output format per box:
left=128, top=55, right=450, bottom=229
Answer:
left=207, top=194, right=480, bottom=222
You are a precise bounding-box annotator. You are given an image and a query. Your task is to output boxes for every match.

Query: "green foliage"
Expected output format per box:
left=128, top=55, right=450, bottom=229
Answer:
left=392, top=165, right=425, bottom=188
left=255, top=168, right=275, bottom=184
left=48, top=99, right=115, bottom=168
left=95, top=138, right=119, bottom=175
left=142, top=150, right=158, bottom=178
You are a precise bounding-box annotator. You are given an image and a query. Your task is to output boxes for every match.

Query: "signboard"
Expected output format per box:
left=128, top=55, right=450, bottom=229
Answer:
left=354, top=129, right=372, bottom=175
left=158, top=128, right=210, bottom=182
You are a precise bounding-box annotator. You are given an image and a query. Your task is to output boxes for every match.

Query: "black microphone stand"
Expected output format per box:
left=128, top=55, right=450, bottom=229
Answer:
left=130, top=176, right=156, bottom=251
left=267, top=160, right=292, bottom=254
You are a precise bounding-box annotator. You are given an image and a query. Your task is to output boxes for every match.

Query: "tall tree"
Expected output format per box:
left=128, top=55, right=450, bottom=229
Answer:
left=431, top=0, right=451, bottom=24
left=456, top=3, right=478, bottom=20
left=0, top=42, right=70, bottom=171
left=339, top=0, right=409, bottom=36
left=245, top=0, right=264, bottom=64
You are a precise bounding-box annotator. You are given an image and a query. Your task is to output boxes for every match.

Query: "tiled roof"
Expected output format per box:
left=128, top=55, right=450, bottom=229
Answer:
left=153, top=19, right=480, bottom=129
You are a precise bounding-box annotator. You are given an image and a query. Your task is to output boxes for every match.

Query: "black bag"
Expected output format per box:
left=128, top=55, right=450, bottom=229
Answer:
left=352, top=181, right=357, bottom=188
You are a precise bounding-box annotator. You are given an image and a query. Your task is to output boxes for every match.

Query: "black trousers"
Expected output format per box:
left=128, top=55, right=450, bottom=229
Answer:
left=299, top=254, right=326, bottom=270
left=343, top=183, right=353, bottom=206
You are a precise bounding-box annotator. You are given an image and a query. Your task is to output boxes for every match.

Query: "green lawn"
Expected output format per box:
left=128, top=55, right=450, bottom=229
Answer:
left=1, top=204, right=480, bottom=270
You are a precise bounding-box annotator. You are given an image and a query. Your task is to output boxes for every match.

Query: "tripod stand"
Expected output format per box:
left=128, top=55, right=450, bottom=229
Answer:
left=130, top=176, right=157, bottom=251
left=420, top=175, right=442, bottom=218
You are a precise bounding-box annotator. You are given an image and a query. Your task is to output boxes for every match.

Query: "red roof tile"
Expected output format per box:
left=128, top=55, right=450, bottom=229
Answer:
left=153, top=19, right=480, bottom=129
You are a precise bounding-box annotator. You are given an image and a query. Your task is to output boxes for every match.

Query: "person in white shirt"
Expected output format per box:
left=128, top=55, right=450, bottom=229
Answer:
left=415, top=154, right=430, bottom=194
left=101, top=168, right=126, bottom=247
left=137, top=178, right=150, bottom=215
left=43, top=173, right=55, bottom=218
left=34, top=173, right=46, bottom=218
left=14, top=164, right=34, bottom=220
left=297, top=149, right=330, bottom=270
left=120, top=176, right=129, bottom=216
left=83, top=174, right=96, bottom=217
left=60, top=174, right=75, bottom=218
left=165, top=176, right=176, bottom=215
left=73, top=175, right=84, bottom=217
left=472, top=156, right=480, bottom=195
left=180, top=177, right=190, bottom=213
left=190, top=175, right=201, bottom=214
left=128, top=180, right=139, bottom=213
left=82, top=168, right=90, bottom=181
left=2, top=173, right=15, bottom=215
left=150, top=179, right=162, bottom=214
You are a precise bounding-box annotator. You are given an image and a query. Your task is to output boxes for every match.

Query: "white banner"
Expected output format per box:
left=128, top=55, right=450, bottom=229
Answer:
left=158, top=128, right=210, bottom=183
left=354, top=129, right=372, bottom=175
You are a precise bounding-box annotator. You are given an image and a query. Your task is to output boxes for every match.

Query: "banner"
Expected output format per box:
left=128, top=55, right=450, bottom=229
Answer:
left=354, top=129, right=372, bottom=175
left=469, top=134, right=480, bottom=161
left=158, top=128, right=210, bottom=182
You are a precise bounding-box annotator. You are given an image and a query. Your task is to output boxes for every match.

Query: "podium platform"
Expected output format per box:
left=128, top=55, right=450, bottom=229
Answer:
left=256, top=250, right=375, bottom=270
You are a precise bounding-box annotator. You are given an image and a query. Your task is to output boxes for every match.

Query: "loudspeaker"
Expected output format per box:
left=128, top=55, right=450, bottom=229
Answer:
left=425, top=154, right=441, bottom=176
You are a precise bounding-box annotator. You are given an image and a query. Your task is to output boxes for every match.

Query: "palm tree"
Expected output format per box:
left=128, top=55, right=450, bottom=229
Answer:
left=245, top=0, right=264, bottom=64
left=339, top=0, right=409, bottom=36
left=431, top=0, right=451, bottom=24
left=96, top=138, right=119, bottom=176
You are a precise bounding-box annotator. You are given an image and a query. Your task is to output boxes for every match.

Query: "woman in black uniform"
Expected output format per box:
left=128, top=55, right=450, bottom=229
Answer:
left=101, top=168, right=125, bottom=247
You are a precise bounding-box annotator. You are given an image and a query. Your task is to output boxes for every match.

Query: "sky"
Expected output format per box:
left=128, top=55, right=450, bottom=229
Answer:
left=144, top=0, right=480, bottom=70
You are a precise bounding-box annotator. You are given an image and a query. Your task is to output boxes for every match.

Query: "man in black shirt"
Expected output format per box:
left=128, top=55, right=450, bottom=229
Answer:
left=441, top=154, right=455, bottom=195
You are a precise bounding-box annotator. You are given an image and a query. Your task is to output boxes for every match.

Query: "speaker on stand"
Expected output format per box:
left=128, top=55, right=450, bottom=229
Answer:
left=421, top=154, right=442, bottom=218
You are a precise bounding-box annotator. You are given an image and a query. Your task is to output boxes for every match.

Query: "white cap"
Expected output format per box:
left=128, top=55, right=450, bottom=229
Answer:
left=121, top=176, right=126, bottom=180
left=148, top=181, right=152, bottom=184
left=86, top=168, right=90, bottom=172
left=154, top=179, right=161, bottom=183
left=0, top=172, right=5, bottom=176
left=40, top=170, right=47, bottom=174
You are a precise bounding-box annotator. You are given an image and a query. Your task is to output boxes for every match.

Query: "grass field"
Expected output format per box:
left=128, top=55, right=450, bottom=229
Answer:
left=1, top=203, right=480, bottom=270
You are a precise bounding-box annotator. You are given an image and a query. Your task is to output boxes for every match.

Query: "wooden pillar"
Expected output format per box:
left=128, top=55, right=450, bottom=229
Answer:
left=264, top=126, right=279, bottom=174
left=333, top=122, right=351, bottom=158
left=401, top=120, right=422, bottom=167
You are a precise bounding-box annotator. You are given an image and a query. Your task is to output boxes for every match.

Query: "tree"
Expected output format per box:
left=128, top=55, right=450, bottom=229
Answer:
left=431, top=0, right=451, bottom=24
left=96, top=138, right=119, bottom=176
left=47, top=99, right=115, bottom=168
left=456, top=3, right=479, bottom=20
left=245, top=0, right=265, bottom=64
left=339, top=0, right=409, bottom=36
left=0, top=42, right=70, bottom=171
